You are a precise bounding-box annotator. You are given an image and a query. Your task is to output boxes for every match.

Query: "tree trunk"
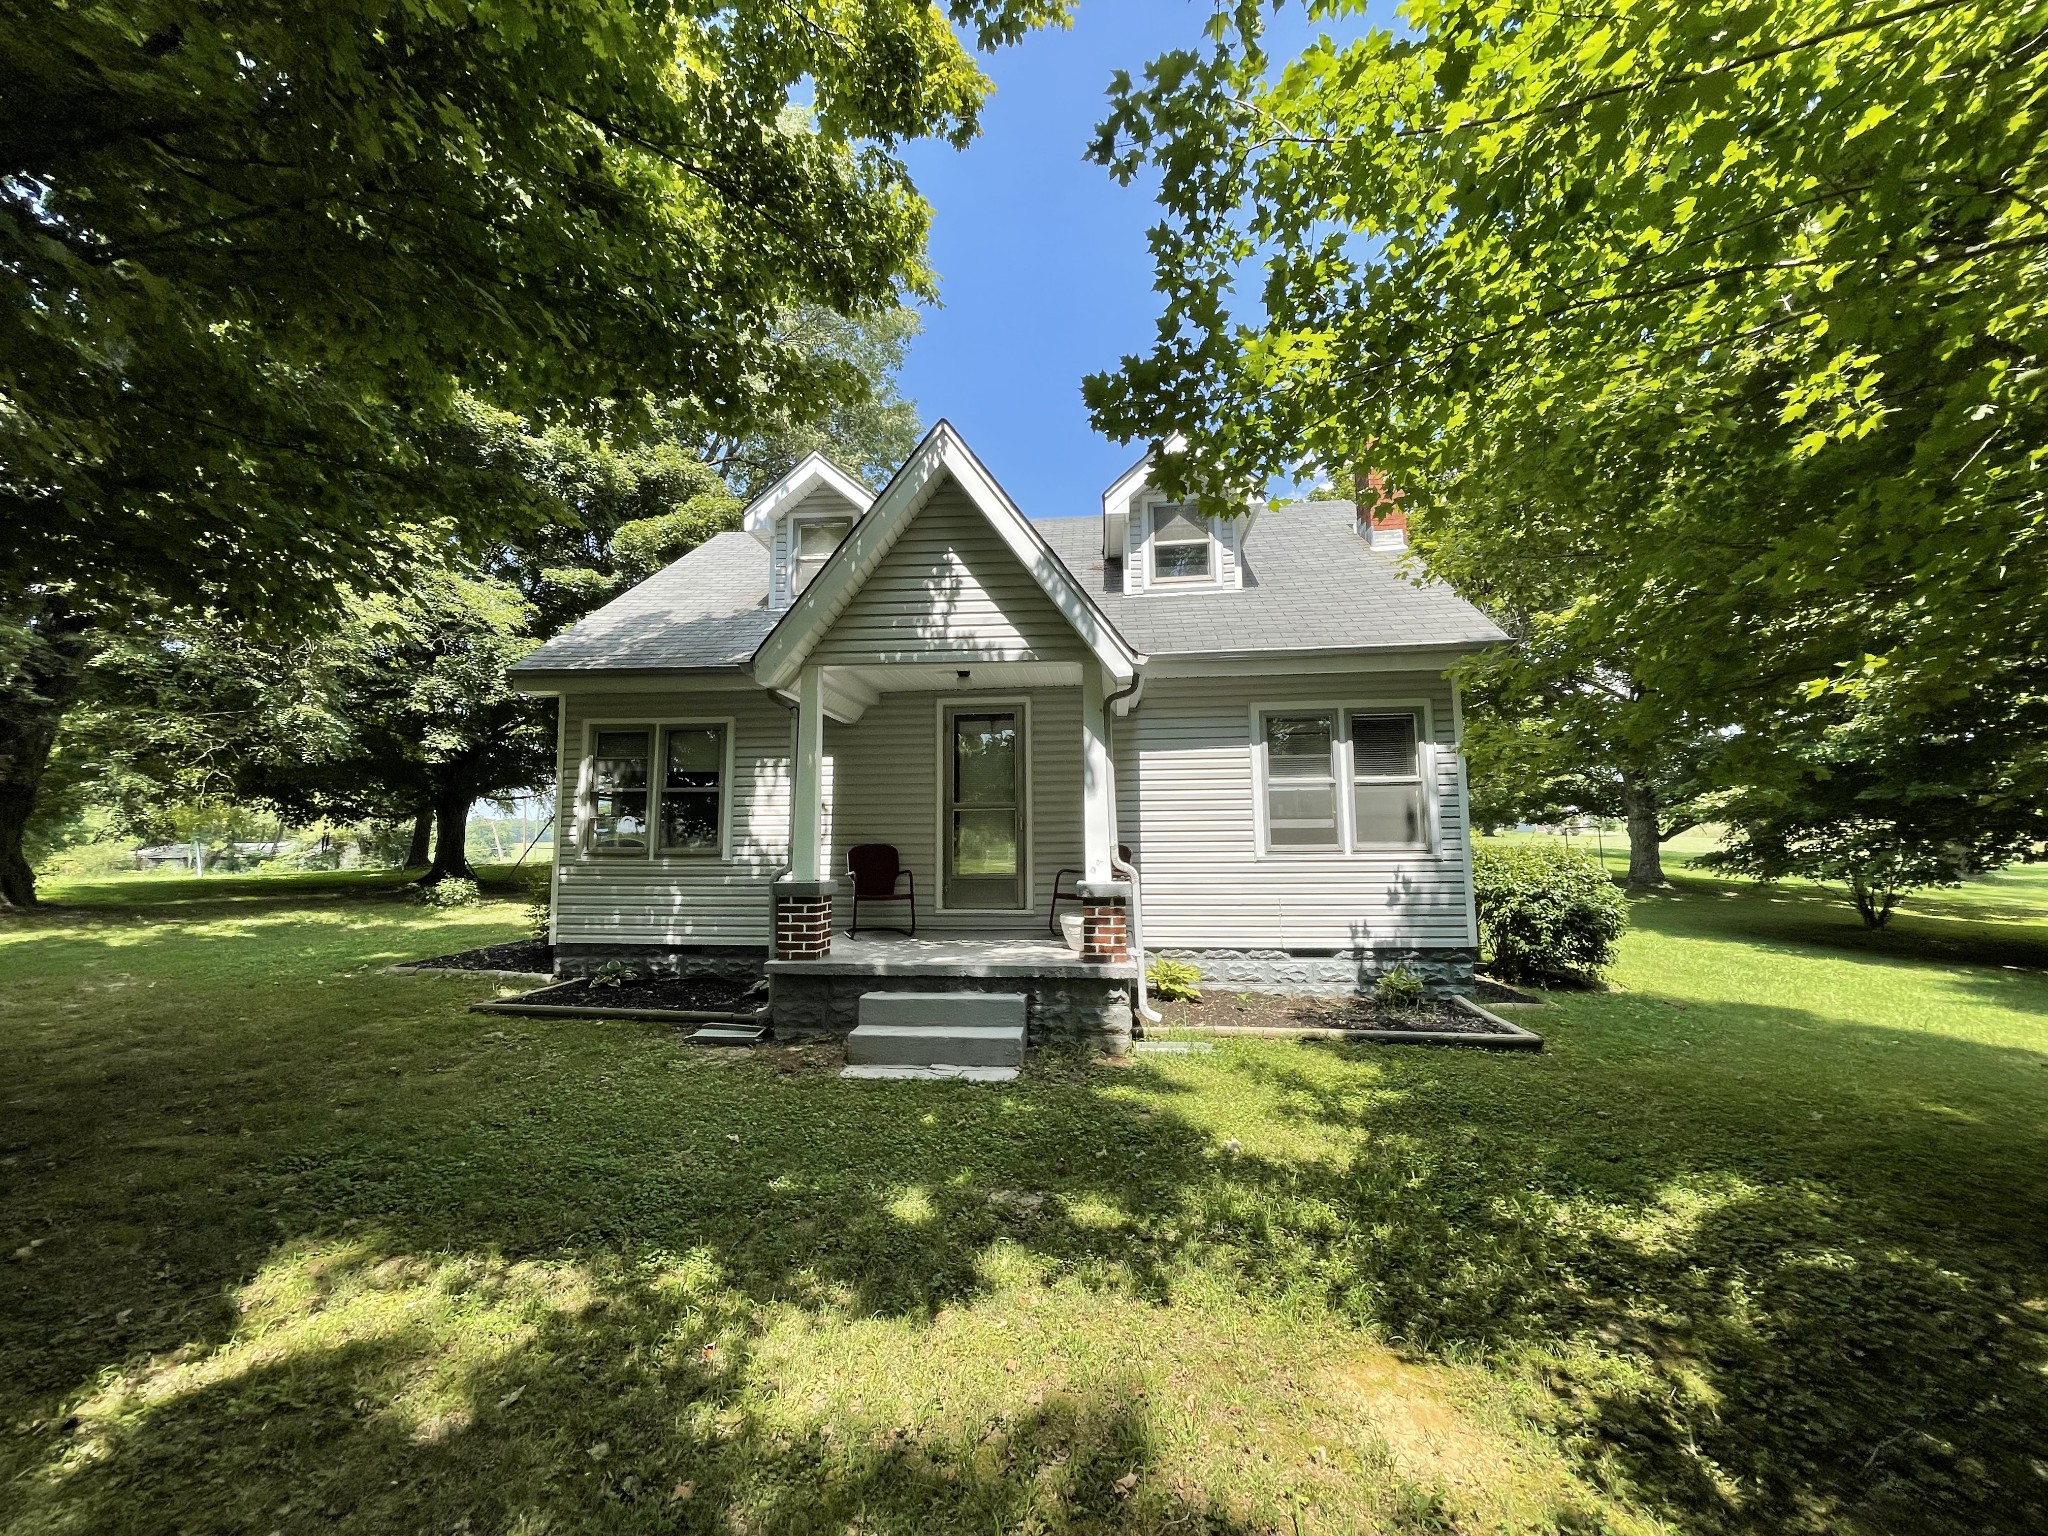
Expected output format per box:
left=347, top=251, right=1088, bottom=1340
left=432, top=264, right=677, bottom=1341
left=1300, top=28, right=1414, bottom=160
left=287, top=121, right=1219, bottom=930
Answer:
left=1618, top=770, right=1667, bottom=889
left=0, top=601, right=99, bottom=909
left=423, top=785, right=475, bottom=884
left=405, top=807, right=432, bottom=868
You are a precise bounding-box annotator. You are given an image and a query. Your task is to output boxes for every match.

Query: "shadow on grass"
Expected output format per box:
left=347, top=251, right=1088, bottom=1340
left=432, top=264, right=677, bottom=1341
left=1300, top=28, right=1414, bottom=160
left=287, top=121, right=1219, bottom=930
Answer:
left=5, top=884, right=2048, bottom=1534
left=15, top=1247, right=1256, bottom=1536
left=1627, top=872, right=2048, bottom=974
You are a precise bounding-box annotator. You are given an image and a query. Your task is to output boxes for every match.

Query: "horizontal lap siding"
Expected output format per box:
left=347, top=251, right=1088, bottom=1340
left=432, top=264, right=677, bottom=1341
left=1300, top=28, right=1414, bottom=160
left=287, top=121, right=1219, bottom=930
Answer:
left=827, top=689, right=1083, bottom=932
left=812, top=480, right=1087, bottom=665
left=554, top=689, right=792, bottom=946
left=1117, top=673, right=1475, bottom=951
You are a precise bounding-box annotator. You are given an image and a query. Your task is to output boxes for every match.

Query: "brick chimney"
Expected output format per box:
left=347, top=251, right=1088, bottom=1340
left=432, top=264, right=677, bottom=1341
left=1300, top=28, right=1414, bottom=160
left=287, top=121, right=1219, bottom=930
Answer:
left=1354, top=469, right=1407, bottom=551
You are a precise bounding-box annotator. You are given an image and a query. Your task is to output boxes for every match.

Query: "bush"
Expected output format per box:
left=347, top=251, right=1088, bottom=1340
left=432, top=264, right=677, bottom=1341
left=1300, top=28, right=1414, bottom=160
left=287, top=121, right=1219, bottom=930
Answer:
left=1147, top=956, right=1202, bottom=1003
left=1472, top=842, right=1628, bottom=984
left=525, top=898, right=552, bottom=944
left=1373, top=964, right=1425, bottom=1011
left=410, top=876, right=480, bottom=909
left=590, top=960, right=639, bottom=990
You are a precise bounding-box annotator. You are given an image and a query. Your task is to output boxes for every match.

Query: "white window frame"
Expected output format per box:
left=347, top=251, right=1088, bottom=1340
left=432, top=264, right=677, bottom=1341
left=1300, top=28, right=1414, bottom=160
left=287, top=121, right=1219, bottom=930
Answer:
left=930, top=694, right=1033, bottom=914
left=1249, top=700, right=1439, bottom=858
left=1345, top=706, right=1434, bottom=853
left=788, top=511, right=854, bottom=599
left=1145, top=498, right=1218, bottom=587
left=576, top=717, right=737, bottom=862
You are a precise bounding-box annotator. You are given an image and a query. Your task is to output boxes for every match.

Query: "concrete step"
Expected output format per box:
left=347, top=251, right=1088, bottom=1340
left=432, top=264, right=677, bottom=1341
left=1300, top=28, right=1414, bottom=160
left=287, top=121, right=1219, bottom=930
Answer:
left=840, top=1064, right=1019, bottom=1083
left=684, top=1024, right=768, bottom=1046
left=845, top=1023, right=1025, bottom=1068
left=858, top=990, right=1026, bottom=1032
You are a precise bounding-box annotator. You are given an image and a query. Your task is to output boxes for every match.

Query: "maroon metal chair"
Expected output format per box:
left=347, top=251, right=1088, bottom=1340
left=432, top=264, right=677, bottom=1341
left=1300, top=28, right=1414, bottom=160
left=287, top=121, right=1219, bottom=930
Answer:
left=846, top=843, right=916, bottom=937
left=1049, top=844, right=1132, bottom=936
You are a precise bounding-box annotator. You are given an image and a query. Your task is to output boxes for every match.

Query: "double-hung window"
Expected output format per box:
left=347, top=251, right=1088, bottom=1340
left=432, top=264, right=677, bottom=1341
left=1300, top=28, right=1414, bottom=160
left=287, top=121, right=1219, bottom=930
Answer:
left=659, top=725, right=726, bottom=855
left=792, top=516, right=851, bottom=595
left=587, top=729, right=652, bottom=855
left=1348, top=711, right=1428, bottom=849
left=1149, top=503, right=1213, bottom=583
left=1262, top=713, right=1341, bottom=849
left=1259, top=706, right=1433, bottom=854
left=585, top=723, right=728, bottom=858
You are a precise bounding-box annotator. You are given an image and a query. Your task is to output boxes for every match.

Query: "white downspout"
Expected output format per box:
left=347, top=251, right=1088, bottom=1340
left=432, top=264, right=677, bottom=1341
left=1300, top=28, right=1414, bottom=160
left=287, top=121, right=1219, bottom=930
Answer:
left=1103, top=673, right=1161, bottom=1028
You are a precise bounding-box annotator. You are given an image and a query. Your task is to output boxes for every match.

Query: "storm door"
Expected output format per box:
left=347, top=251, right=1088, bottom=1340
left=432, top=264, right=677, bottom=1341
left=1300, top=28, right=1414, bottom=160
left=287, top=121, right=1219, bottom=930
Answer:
left=944, top=708, right=1024, bottom=909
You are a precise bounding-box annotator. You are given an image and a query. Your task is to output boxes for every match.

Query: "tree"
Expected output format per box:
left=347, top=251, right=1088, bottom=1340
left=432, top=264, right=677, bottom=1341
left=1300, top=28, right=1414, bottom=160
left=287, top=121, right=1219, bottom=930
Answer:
left=1704, top=676, right=2048, bottom=925
left=693, top=304, right=926, bottom=495
left=0, top=0, right=1068, bottom=905
left=1084, top=0, right=2048, bottom=888
left=78, top=568, right=551, bottom=885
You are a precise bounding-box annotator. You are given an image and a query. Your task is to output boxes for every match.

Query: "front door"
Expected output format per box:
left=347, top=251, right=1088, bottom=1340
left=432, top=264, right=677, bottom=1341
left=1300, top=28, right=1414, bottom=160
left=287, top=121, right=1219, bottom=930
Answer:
left=945, top=708, right=1023, bottom=909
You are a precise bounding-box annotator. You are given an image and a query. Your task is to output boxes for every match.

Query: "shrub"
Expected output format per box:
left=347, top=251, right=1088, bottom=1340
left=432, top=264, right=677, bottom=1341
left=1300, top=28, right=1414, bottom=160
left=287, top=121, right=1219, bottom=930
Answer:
left=410, top=876, right=480, bottom=909
left=1148, top=956, right=1202, bottom=1003
left=525, top=898, right=552, bottom=944
left=1373, top=964, right=1425, bottom=1011
left=1472, top=842, right=1628, bottom=984
left=589, top=960, right=639, bottom=989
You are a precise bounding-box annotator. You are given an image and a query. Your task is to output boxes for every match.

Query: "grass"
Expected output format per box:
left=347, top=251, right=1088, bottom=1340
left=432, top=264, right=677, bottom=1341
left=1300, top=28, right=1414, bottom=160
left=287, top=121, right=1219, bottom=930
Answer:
left=1, top=863, right=2045, bottom=1535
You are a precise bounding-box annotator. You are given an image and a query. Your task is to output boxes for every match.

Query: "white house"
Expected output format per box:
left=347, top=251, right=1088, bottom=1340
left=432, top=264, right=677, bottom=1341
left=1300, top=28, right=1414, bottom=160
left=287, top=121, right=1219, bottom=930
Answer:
left=510, top=422, right=1505, bottom=1051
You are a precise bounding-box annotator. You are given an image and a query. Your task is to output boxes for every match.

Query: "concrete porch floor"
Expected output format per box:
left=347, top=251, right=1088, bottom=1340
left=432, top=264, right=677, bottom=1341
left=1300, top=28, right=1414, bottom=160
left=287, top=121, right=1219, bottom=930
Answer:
left=766, top=929, right=1137, bottom=979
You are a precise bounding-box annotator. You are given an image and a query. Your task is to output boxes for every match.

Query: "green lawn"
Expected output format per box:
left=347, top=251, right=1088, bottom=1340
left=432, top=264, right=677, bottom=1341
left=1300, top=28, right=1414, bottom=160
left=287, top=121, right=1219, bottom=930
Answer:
left=2, top=865, right=2045, bottom=1535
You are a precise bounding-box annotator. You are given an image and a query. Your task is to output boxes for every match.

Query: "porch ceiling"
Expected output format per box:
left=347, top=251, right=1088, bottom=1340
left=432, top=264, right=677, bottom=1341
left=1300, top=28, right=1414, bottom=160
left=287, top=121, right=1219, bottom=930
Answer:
left=791, top=660, right=1083, bottom=723
left=834, top=660, right=1082, bottom=695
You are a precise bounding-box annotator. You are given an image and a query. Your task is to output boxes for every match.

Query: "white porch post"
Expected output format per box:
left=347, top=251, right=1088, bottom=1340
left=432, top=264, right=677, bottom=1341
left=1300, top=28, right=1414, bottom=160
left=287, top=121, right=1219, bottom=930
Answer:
left=1082, top=665, right=1114, bottom=882
left=791, top=664, right=827, bottom=881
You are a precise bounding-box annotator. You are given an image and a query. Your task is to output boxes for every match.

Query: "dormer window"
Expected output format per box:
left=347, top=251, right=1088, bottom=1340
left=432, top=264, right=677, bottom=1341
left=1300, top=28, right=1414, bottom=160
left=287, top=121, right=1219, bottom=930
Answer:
left=792, top=515, right=852, bottom=594
left=1149, top=503, right=1212, bottom=583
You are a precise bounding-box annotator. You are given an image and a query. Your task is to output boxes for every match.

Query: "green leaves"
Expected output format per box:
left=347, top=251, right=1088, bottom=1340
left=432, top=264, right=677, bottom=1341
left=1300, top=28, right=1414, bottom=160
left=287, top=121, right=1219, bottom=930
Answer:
left=1091, top=0, right=2048, bottom=879
left=1, top=0, right=1056, bottom=622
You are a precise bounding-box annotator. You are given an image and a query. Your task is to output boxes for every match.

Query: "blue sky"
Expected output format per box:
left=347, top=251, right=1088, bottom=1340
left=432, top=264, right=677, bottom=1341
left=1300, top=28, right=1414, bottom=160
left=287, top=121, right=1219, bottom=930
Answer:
left=897, top=3, right=1365, bottom=523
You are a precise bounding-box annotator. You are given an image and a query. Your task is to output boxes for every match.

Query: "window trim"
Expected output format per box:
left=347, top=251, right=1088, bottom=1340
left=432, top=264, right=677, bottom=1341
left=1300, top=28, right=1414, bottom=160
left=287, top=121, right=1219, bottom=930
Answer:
left=787, top=511, right=854, bottom=600
left=1250, top=700, right=1439, bottom=858
left=930, top=694, right=1034, bottom=914
left=1145, top=497, right=1218, bottom=587
left=1345, top=707, right=1433, bottom=853
left=576, top=717, right=737, bottom=862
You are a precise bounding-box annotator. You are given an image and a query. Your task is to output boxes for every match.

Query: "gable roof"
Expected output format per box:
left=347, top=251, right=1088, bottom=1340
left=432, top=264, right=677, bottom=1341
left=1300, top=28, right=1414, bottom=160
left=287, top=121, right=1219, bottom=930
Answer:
left=751, top=421, right=1144, bottom=689
left=1033, top=500, right=1507, bottom=657
left=738, top=451, right=873, bottom=536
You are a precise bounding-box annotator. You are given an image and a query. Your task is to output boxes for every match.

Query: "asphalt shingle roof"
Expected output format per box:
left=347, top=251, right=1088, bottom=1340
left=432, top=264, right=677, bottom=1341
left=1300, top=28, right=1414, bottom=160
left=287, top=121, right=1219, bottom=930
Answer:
left=514, top=531, right=776, bottom=673
left=513, top=498, right=1504, bottom=676
left=1032, top=500, right=1506, bottom=656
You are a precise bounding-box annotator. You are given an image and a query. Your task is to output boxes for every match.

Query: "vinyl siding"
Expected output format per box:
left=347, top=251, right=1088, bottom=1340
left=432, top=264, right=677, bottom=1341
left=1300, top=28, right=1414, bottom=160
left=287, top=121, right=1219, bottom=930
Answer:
left=552, top=684, right=1087, bottom=945
left=826, top=688, right=1084, bottom=932
left=553, top=688, right=793, bottom=946
left=1114, top=672, right=1476, bottom=951
left=810, top=478, right=1088, bottom=665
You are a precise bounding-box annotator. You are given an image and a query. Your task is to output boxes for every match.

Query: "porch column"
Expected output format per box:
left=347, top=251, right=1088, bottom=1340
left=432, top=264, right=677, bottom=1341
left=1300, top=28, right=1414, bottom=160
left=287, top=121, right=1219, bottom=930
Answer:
left=1077, top=665, right=1131, bottom=964
left=791, top=664, right=827, bottom=882
left=1081, top=665, right=1114, bottom=882
left=775, top=664, right=836, bottom=960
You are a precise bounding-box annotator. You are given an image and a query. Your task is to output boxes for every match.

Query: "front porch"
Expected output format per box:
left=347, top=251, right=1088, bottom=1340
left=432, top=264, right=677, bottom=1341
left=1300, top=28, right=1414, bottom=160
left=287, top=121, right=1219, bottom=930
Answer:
left=765, top=928, right=1137, bottom=1051
left=766, top=660, right=1138, bottom=1053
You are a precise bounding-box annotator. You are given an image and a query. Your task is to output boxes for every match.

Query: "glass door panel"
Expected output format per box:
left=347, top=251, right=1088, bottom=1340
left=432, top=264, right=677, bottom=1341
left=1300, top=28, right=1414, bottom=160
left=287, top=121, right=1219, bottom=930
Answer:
left=946, top=710, right=1022, bottom=909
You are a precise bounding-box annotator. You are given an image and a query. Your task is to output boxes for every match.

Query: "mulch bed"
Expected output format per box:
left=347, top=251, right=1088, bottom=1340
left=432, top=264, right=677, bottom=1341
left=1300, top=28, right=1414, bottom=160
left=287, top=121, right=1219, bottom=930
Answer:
left=502, top=975, right=765, bottom=1015
left=1153, top=992, right=1523, bottom=1037
left=409, top=939, right=555, bottom=974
